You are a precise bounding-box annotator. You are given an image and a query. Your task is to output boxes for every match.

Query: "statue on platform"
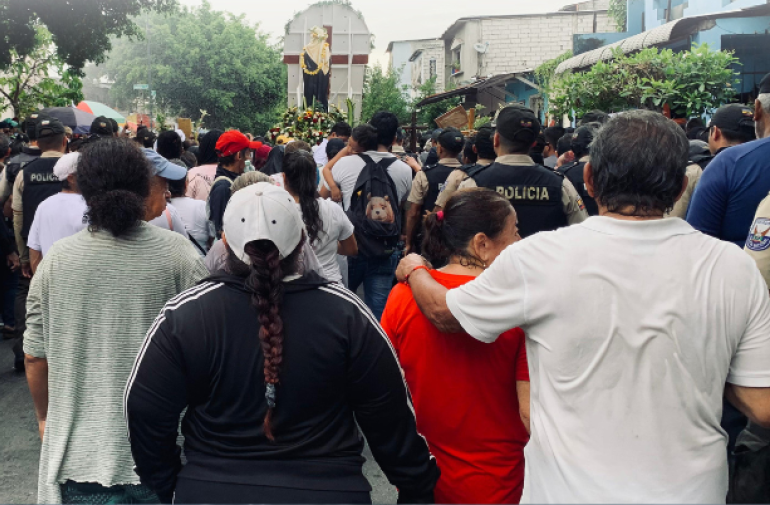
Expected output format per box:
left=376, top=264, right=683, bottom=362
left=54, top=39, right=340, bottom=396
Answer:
left=300, top=26, right=331, bottom=111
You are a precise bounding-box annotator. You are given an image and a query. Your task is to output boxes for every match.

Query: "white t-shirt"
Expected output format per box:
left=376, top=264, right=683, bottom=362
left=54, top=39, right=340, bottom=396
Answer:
left=446, top=217, right=770, bottom=503
left=27, top=192, right=88, bottom=256
left=313, top=138, right=329, bottom=166
left=148, top=203, right=187, bottom=238
left=170, top=197, right=210, bottom=254
left=323, top=151, right=413, bottom=211
left=297, top=198, right=354, bottom=283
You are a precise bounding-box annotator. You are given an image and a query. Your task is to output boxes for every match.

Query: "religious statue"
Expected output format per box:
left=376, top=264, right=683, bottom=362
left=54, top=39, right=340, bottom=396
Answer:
left=300, top=26, right=331, bottom=111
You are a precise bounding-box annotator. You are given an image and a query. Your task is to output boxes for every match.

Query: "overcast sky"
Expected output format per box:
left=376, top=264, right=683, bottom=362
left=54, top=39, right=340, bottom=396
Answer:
left=177, top=0, right=574, bottom=66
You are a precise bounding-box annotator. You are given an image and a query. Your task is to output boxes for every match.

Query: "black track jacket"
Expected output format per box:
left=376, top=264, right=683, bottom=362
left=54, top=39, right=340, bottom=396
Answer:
left=124, top=272, right=439, bottom=503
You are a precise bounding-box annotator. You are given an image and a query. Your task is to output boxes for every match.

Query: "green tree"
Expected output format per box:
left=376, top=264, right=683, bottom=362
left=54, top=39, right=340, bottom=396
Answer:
left=0, top=0, right=177, bottom=71
left=608, top=0, right=627, bottom=32
left=361, top=64, right=410, bottom=124
left=413, top=76, right=461, bottom=130
left=104, top=2, right=286, bottom=134
left=0, top=26, right=83, bottom=118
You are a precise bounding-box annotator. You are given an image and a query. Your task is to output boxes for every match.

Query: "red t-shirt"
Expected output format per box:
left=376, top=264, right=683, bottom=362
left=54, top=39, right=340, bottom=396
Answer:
left=381, top=270, right=529, bottom=504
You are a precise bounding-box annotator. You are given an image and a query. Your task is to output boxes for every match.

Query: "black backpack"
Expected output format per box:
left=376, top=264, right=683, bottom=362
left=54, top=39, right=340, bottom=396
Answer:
left=346, top=154, right=401, bottom=258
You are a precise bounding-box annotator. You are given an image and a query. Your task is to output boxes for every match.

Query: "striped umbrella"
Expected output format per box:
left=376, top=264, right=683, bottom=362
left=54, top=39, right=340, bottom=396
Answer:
left=76, top=101, right=126, bottom=126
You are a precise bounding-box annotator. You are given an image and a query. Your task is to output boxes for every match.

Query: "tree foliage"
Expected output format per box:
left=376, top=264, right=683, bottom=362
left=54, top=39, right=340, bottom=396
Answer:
left=608, top=0, right=627, bottom=32
left=0, top=26, right=83, bottom=118
left=104, top=2, right=286, bottom=134
left=0, top=0, right=177, bottom=72
left=414, top=76, right=461, bottom=129
left=361, top=64, right=410, bottom=124
left=548, top=44, right=739, bottom=120
left=534, top=50, right=573, bottom=95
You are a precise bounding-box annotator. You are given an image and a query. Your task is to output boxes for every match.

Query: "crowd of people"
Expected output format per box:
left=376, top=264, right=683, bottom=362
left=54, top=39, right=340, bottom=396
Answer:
left=3, top=70, right=770, bottom=505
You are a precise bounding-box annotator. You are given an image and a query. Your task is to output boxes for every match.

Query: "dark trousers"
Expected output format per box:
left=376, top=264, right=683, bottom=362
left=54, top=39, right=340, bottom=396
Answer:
left=348, top=252, right=399, bottom=321
left=0, top=259, right=17, bottom=327
left=11, top=276, right=29, bottom=361
left=174, top=477, right=371, bottom=504
left=60, top=481, right=158, bottom=504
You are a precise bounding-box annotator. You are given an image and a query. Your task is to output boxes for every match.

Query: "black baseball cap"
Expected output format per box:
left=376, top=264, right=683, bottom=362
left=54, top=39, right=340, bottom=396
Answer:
left=709, top=104, right=755, bottom=134
left=571, top=123, right=600, bottom=152
left=90, top=116, right=113, bottom=136
left=759, top=72, right=770, bottom=94
left=36, top=117, right=66, bottom=139
left=23, top=112, right=51, bottom=140
left=431, top=128, right=444, bottom=142
left=437, top=128, right=465, bottom=153
left=495, top=106, right=540, bottom=144
left=579, top=110, right=609, bottom=125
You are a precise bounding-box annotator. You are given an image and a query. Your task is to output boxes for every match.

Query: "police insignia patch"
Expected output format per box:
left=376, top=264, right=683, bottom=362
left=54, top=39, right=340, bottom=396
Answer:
left=746, top=217, right=770, bottom=251
left=577, top=198, right=586, bottom=211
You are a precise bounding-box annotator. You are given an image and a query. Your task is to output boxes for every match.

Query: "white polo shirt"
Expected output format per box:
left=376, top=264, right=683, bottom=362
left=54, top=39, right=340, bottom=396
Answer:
left=446, top=216, right=770, bottom=503
left=323, top=151, right=412, bottom=211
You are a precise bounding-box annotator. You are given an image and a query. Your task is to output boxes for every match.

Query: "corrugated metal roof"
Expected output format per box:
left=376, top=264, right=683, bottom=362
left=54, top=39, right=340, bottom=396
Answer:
left=555, top=4, right=770, bottom=74
left=415, top=71, right=532, bottom=107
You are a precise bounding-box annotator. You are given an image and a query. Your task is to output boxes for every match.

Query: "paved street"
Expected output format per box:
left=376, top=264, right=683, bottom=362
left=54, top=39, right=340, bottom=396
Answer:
left=0, top=339, right=396, bottom=504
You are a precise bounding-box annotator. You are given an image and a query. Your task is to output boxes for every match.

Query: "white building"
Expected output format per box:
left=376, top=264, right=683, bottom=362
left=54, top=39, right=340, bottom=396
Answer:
left=386, top=39, right=445, bottom=99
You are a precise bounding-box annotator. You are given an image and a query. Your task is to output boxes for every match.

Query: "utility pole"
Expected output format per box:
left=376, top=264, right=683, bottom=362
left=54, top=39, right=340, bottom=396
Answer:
left=146, top=15, right=153, bottom=129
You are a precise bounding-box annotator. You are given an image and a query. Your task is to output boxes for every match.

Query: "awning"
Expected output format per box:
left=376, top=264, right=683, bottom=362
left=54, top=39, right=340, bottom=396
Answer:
left=555, top=3, right=770, bottom=75
left=415, top=71, right=533, bottom=107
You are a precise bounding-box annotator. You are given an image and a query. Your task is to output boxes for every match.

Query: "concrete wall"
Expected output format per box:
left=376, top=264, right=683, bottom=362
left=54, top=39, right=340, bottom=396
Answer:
left=411, top=40, right=446, bottom=97
left=447, top=11, right=616, bottom=86
left=388, top=41, right=414, bottom=96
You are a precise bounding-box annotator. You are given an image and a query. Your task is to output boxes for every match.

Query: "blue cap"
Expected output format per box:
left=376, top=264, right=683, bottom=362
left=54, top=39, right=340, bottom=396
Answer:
left=142, top=148, right=187, bottom=180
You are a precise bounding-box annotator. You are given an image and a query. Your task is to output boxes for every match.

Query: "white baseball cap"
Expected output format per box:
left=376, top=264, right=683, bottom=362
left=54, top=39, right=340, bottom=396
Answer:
left=223, top=182, right=305, bottom=263
left=53, top=152, right=80, bottom=181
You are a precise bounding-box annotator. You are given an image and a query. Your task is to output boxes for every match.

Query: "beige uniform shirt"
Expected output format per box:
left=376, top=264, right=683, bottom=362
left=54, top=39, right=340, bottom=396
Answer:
left=745, top=192, right=770, bottom=290
left=666, top=163, right=703, bottom=219
left=13, top=151, right=64, bottom=263
left=434, top=158, right=495, bottom=209
left=408, top=158, right=462, bottom=206
left=458, top=154, right=588, bottom=225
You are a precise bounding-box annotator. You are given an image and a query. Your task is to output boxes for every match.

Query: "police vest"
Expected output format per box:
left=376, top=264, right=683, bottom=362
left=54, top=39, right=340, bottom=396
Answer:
left=5, top=147, right=41, bottom=186
left=21, top=157, right=62, bottom=239
left=558, top=161, right=598, bottom=216
left=423, top=162, right=457, bottom=211
left=472, top=162, right=567, bottom=238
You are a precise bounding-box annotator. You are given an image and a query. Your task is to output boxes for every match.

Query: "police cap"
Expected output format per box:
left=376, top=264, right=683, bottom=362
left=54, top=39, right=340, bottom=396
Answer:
left=495, top=106, right=540, bottom=144
left=36, top=117, right=66, bottom=139
left=437, top=128, right=465, bottom=154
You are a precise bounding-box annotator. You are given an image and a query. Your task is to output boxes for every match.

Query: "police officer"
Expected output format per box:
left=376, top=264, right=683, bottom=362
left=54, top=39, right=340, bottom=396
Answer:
left=435, top=125, right=497, bottom=210
left=0, top=113, right=49, bottom=205
left=405, top=128, right=465, bottom=254
left=10, top=117, right=66, bottom=370
left=557, top=123, right=602, bottom=216
left=457, top=106, right=588, bottom=238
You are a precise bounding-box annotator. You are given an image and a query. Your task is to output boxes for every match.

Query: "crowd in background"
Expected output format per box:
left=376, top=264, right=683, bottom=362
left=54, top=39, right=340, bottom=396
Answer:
left=3, top=72, right=770, bottom=505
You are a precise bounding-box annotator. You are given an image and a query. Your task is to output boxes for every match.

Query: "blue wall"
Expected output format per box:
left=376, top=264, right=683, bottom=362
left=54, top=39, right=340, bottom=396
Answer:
left=625, top=0, right=766, bottom=36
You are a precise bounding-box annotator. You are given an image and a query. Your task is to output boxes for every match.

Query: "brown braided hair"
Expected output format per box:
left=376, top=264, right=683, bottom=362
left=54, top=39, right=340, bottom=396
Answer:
left=226, top=236, right=305, bottom=441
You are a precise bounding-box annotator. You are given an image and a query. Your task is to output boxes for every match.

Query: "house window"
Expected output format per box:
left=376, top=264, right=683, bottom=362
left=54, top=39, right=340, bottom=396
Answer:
left=429, top=59, right=437, bottom=80
left=452, top=47, right=461, bottom=75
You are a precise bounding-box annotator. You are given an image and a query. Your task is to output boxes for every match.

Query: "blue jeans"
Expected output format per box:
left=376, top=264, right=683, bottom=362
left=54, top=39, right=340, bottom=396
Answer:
left=348, top=252, right=398, bottom=321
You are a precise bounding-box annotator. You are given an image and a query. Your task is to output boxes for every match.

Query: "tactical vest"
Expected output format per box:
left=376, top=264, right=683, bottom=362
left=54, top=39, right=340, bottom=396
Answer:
left=558, top=161, right=598, bottom=216
left=423, top=163, right=457, bottom=211
left=21, top=157, right=62, bottom=239
left=5, top=147, right=41, bottom=186
left=472, top=162, right=567, bottom=238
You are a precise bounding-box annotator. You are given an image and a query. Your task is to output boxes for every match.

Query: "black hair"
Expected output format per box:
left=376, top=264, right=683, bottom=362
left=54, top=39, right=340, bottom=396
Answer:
left=156, top=130, right=183, bottom=160
left=686, top=127, right=707, bottom=141
left=557, top=134, right=573, bottom=156
left=544, top=126, right=566, bottom=149
left=78, top=138, right=151, bottom=237
left=571, top=122, right=602, bottom=159
left=590, top=110, right=688, bottom=215
left=530, top=132, right=546, bottom=165
left=686, top=117, right=706, bottom=132
left=261, top=145, right=284, bottom=176
left=463, top=140, right=477, bottom=164
left=330, top=122, right=352, bottom=138
left=369, top=111, right=399, bottom=148
left=579, top=110, right=609, bottom=125
left=110, top=118, right=119, bottom=133
left=326, top=138, right=346, bottom=160
left=225, top=236, right=305, bottom=442
left=395, top=128, right=405, bottom=143
left=282, top=151, right=323, bottom=245
left=0, top=133, right=11, bottom=158
left=351, top=124, right=378, bottom=152
left=180, top=151, right=198, bottom=168
left=37, top=133, right=65, bottom=152
left=168, top=177, right=187, bottom=198
left=182, top=139, right=192, bottom=151
left=422, top=188, right=514, bottom=268
left=498, top=135, right=532, bottom=155
left=419, top=132, right=431, bottom=151
left=197, top=129, right=223, bottom=165
left=717, top=126, right=756, bottom=144
left=474, top=126, right=496, bottom=160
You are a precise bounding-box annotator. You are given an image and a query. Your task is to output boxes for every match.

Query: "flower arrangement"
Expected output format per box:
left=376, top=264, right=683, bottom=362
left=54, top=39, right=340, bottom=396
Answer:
left=268, top=104, right=347, bottom=145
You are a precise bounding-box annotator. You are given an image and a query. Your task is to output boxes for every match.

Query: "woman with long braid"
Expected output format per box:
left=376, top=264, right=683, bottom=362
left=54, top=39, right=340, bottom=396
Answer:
left=124, top=182, right=439, bottom=504
left=282, top=150, right=357, bottom=283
